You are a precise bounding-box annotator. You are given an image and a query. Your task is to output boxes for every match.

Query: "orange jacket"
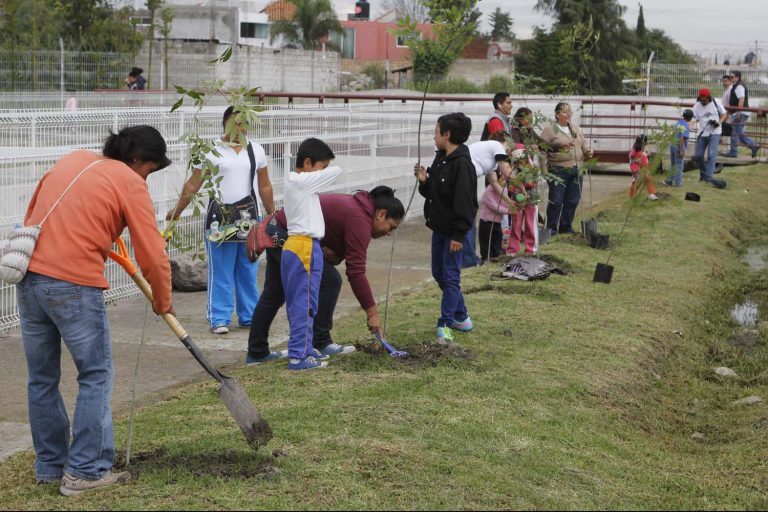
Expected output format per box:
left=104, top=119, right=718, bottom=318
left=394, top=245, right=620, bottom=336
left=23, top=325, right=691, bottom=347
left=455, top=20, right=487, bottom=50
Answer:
left=24, top=150, right=171, bottom=313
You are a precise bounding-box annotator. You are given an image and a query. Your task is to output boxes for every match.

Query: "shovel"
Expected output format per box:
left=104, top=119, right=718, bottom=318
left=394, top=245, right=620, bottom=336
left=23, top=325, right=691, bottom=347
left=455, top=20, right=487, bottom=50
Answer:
left=374, top=331, right=409, bottom=358
left=109, top=238, right=272, bottom=450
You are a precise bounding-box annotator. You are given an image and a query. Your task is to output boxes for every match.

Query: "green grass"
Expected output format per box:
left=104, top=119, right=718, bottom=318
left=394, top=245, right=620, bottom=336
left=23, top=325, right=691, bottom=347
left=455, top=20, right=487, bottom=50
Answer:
left=3, top=165, right=768, bottom=509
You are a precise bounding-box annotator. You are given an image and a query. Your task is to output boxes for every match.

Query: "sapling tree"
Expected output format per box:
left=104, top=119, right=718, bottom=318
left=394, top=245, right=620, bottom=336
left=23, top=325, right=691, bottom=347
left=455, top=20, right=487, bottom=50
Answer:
left=163, top=46, right=264, bottom=259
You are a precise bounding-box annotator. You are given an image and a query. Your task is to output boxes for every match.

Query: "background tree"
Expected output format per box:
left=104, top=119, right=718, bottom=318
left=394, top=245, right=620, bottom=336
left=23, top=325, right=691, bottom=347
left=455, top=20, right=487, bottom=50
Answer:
left=159, top=6, right=174, bottom=90
left=396, top=0, right=479, bottom=83
left=146, top=0, right=163, bottom=89
left=428, top=0, right=482, bottom=35
left=380, top=0, right=431, bottom=23
left=488, top=7, right=514, bottom=41
left=635, top=3, right=646, bottom=42
left=269, top=0, right=342, bottom=50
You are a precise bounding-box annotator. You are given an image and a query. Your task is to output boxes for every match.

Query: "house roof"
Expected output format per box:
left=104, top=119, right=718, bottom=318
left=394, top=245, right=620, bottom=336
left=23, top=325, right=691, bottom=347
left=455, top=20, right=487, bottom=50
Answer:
left=262, top=0, right=295, bottom=21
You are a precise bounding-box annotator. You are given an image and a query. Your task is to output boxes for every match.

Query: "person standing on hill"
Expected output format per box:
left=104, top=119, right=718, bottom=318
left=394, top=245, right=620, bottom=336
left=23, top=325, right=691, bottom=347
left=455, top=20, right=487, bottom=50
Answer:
left=414, top=113, right=478, bottom=344
left=539, top=102, right=592, bottom=236
left=14, top=126, right=173, bottom=495
left=480, top=92, right=512, bottom=141
left=692, top=88, right=729, bottom=188
left=723, top=70, right=760, bottom=159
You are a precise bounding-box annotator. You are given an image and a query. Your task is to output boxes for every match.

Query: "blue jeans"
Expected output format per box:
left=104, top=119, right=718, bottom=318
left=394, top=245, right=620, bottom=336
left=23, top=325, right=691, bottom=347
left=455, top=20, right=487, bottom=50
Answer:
left=461, top=223, right=480, bottom=268
left=669, top=149, right=684, bottom=186
left=695, top=134, right=720, bottom=180
left=206, top=239, right=259, bottom=328
left=16, top=272, right=114, bottom=481
left=545, top=166, right=582, bottom=234
left=729, top=114, right=757, bottom=154
left=431, top=232, right=468, bottom=327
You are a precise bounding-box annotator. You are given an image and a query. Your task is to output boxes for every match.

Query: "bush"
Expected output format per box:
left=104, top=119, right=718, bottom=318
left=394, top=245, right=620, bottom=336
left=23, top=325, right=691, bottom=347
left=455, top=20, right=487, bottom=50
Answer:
left=408, top=77, right=480, bottom=94
left=360, top=63, right=386, bottom=89
left=484, top=75, right=514, bottom=93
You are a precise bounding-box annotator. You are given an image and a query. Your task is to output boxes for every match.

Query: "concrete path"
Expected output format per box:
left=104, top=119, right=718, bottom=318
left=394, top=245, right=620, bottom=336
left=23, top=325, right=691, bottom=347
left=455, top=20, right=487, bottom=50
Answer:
left=0, top=176, right=627, bottom=461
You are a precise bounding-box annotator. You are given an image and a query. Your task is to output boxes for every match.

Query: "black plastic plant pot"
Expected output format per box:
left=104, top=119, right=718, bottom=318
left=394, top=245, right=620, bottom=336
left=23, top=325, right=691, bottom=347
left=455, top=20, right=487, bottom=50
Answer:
left=684, top=192, right=701, bottom=202
left=593, top=262, right=614, bottom=284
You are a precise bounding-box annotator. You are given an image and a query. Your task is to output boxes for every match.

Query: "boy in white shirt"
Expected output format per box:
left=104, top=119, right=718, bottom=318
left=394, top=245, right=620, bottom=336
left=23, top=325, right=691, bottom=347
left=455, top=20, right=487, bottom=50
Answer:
left=282, top=138, right=342, bottom=370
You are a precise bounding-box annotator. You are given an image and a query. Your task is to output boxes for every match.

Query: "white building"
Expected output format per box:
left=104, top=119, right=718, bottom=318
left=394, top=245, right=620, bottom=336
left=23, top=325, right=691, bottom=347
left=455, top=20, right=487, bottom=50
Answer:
left=121, top=0, right=276, bottom=48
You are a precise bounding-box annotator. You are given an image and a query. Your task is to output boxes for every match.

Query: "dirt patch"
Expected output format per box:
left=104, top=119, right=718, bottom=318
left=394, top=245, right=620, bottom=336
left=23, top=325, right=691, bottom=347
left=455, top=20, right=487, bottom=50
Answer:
left=356, top=339, right=475, bottom=368
left=655, top=191, right=673, bottom=200
left=114, top=446, right=282, bottom=481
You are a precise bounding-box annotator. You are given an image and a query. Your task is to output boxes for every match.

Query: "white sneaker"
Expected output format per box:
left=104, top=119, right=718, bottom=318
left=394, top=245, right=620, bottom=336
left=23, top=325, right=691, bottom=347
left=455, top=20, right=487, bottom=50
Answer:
left=60, top=471, right=131, bottom=496
left=316, top=343, right=357, bottom=357
left=647, top=193, right=658, bottom=201
left=211, top=325, right=229, bottom=334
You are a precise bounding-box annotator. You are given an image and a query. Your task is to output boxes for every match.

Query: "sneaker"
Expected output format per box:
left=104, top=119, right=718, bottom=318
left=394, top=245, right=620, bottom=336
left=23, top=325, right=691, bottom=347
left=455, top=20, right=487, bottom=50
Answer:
left=60, top=471, right=131, bottom=496
left=312, top=349, right=330, bottom=361
left=752, top=145, right=761, bottom=159
left=451, top=316, right=473, bottom=332
left=315, top=343, right=357, bottom=357
left=211, top=325, right=229, bottom=334
left=663, top=178, right=673, bottom=186
left=246, top=350, right=288, bottom=366
left=437, top=326, right=454, bottom=342
left=287, top=356, right=328, bottom=371
left=722, top=152, right=738, bottom=158
left=647, top=193, right=658, bottom=201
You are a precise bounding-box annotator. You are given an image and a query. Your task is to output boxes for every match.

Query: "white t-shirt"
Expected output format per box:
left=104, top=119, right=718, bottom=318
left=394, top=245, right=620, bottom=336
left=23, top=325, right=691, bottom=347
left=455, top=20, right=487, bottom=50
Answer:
left=284, top=166, right=342, bottom=239
left=203, top=140, right=268, bottom=208
left=721, top=86, right=732, bottom=111
left=469, top=140, right=508, bottom=177
left=693, top=98, right=725, bottom=137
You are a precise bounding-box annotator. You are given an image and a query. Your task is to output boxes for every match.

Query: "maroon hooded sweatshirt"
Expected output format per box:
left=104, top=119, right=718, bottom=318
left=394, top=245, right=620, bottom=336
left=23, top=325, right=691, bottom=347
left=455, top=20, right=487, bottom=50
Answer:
left=275, top=190, right=376, bottom=310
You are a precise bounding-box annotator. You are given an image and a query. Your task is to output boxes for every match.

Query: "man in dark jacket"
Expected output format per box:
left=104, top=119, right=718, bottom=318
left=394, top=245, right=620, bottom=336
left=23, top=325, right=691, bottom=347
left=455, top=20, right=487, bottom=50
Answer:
left=414, top=112, right=478, bottom=343
left=246, top=186, right=404, bottom=365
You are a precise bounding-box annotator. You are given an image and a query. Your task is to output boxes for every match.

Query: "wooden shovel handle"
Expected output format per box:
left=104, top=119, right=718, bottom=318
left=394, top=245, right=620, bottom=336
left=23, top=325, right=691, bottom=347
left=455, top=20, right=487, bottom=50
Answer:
left=108, top=237, right=186, bottom=339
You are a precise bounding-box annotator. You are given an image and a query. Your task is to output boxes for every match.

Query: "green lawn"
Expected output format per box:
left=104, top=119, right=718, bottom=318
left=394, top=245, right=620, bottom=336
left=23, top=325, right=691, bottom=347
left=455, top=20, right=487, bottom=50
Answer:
left=3, top=164, right=768, bottom=510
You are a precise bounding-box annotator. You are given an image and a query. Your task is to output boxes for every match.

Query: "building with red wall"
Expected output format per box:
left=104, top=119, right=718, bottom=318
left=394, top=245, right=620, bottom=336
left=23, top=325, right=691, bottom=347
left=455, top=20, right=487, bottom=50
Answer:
left=337, top=19, right=434, bottom=60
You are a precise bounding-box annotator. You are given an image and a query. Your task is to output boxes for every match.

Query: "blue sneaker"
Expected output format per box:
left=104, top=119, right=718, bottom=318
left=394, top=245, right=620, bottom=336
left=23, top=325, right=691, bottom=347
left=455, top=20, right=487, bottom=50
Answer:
left=316, top=343, right=357, bottom=357
left=437, top=326, right=454, bottom=342
left=288, top=356, right=328, bottom=371
left=311, top=348, right=330, bottom=361
left=451, top=316, right=473, bottom=332
left=246, top=350, right=288, bottom=366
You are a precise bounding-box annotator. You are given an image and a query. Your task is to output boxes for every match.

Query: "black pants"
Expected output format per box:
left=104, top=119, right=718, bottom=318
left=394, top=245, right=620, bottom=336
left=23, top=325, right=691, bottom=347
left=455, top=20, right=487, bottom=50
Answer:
left=247, top=246, right=342, bottom=359
left=478, top=219, right=502, bottom=261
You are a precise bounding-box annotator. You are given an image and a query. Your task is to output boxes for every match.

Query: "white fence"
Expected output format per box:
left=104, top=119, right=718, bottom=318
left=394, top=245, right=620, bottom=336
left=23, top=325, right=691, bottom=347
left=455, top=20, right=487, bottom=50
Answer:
left=0, top=100, right=491, bottom=332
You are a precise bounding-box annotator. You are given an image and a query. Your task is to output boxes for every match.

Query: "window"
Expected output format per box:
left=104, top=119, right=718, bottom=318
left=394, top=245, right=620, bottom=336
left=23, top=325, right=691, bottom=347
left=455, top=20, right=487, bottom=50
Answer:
left=396, top=32, right=421, bottom=47
left=240, top=22, right=269, bottom=39
left=329, top=27, right=355, bottom=59
left=130, top=16, right=153, bottom=26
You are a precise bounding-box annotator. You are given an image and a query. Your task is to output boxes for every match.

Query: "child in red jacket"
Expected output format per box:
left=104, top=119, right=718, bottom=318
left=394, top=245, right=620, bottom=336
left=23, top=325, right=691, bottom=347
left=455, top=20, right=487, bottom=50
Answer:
left=629, top=134, right=657, bottom=200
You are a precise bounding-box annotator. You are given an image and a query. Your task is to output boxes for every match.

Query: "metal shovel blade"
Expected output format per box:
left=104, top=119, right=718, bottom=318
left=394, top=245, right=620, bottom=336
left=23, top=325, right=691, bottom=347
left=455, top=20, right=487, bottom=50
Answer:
left=375, top=332, right=409, bottom=358
left=218, top=376, right=273, bottom=449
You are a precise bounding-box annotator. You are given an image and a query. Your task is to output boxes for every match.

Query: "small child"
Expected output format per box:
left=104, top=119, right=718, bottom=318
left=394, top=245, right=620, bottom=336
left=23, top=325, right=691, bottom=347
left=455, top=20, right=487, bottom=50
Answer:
left=506, top=145, right=538, bottom=256
left=664, top=109, right=693, bottom=187
left=629, top=134, right=657, bottom=200
left=414, top=113, right=477, bottom=344
left=282, top=138, right=342, bottom=370
left=478, top=167, right=511, bottom=262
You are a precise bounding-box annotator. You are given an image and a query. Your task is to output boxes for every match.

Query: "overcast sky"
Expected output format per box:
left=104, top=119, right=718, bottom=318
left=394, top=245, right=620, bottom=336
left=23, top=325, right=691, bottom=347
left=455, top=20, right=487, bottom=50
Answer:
left=333, top=0, right=766, bottom=61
